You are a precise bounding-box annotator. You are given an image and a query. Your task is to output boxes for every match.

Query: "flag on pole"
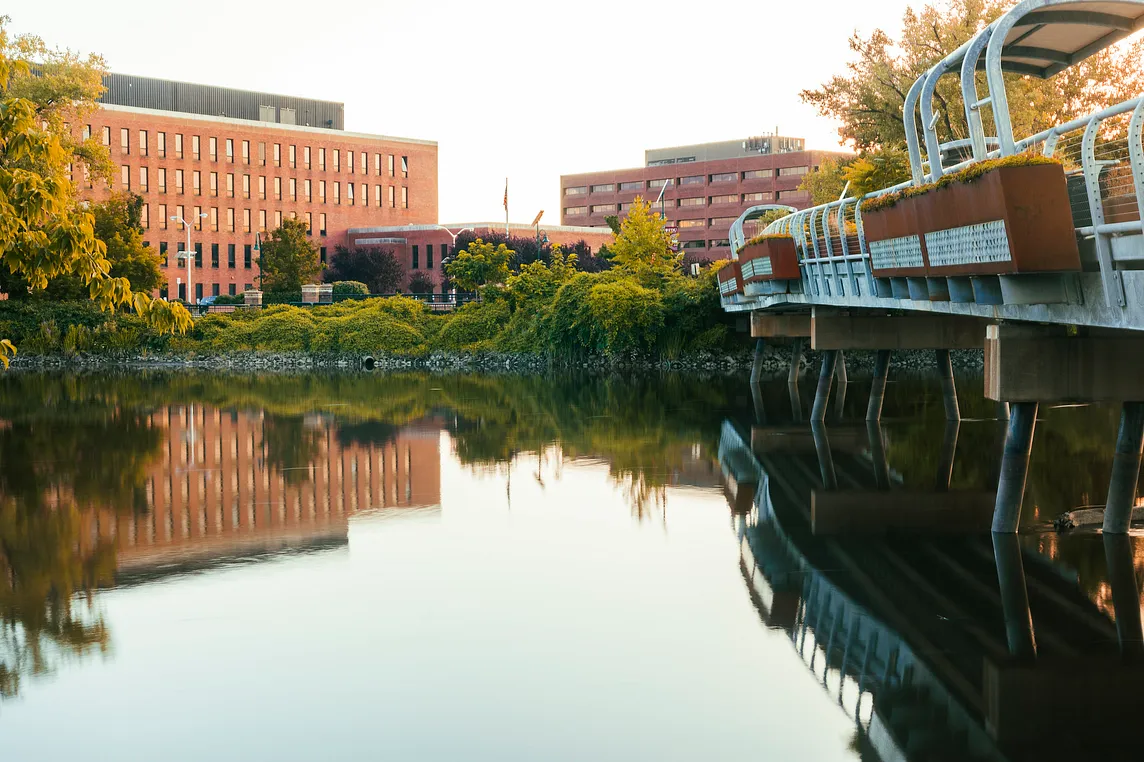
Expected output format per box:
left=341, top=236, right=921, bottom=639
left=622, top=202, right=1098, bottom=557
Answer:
left=503, top=178, right=508, bottom=211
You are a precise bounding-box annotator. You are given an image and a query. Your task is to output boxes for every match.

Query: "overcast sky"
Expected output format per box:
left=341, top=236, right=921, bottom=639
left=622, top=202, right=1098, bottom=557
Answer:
left=12, top=0, right=910, bottom=224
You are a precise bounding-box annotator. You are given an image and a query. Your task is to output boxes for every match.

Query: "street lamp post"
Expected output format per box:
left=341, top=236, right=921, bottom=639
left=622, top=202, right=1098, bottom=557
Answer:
left=433, top=225, right=474, bottom=305
left=171, top=212, right=208, bottom=308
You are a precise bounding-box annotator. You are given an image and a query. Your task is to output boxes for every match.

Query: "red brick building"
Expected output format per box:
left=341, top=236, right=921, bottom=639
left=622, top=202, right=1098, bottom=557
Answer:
left=82, top=74, right=437, bottom=302
left=560, top=136, right=847, bottom=260
left=344, top=222, right=615, bottom=289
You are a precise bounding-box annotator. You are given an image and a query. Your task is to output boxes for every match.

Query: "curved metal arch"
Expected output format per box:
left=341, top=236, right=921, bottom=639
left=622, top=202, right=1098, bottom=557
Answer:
left=903, top=74, right=930, bottom=184
left=729, top=204, right=798, bottom=258
left=961, top=25, right=996, bottom=162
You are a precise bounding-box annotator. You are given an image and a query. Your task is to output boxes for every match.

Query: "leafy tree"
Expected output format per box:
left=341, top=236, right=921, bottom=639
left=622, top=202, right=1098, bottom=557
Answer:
left=799, top=157, right=851, bottom=205
left=322, top=246, right=404, bottom=294
left=801, top=0, right=1144, bottom=151
left=407, top=271, right=435, bottom=294
left=0, top=21, right=190, bottom=368
left=798, top=147, right=913, bottom=204
left=444, top=239, right=513, bottom=292
left=258, top=218, right=321, bottom=293
left=609, top=197, right=679, bottom=282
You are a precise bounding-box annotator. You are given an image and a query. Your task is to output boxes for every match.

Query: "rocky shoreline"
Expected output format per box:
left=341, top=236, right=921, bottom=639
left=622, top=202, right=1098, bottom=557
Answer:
left=7, top=346, right=987, bottom=375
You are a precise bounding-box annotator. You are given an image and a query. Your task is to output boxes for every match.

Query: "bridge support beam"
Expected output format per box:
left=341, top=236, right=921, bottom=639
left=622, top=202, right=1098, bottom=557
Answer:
left=811, top=309, right=985, bottom=351
left=867, top=421, right=891, bottom=489
left=1104, top=534, right=1144, bottom=659
left=1103, top=401, right=1144, bottom=534
left=992, top=533, right=1037, bottom=660
left=751, top=312, right=811, bottom=339
left=750, top=339, right=766, bottom=386
left=866, top=350, right=892, bottom=422
left=787, top=338, right=804, bottom=386
left=810, top=350, right=838, bottom=423
left=935, top=349, right=960, bottom=421
left=834, top=351, right=848, bottom=419
left=992, top=402, right=1038, bottom=533
left=986, top=324, right=1144, bottom=402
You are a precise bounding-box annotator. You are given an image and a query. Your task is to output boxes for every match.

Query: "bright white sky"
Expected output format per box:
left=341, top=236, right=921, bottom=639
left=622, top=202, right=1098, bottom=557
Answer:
left=13, top=0, right=911, bottom=223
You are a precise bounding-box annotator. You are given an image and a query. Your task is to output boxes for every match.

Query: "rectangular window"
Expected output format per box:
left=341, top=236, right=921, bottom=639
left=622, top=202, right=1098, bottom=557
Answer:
left=333, top=149, right=340, bottom=172
left=388, top=154, right=394, bottom=176
left=590, top=183, right=615, bottom=193
left=242, top=140, right=250, bottom=164
left=157, top=131, right=166, bottom=158
left=320, top=247, right=327, bottom=264
left=618, top=181, right=642, bottom=192
left=211, top=283, right=220, bottom=297
left=679, top=197, right=705, bottom=207
left=709, top=216, right=737, bottom=226
left=319, top=180, right=326, bottom=203
left=159, top=203, right=167, bottom=229
left=160, top=241, right=168, bottom=267
left=176, top=205, right=185, bottom=228
left=101, top=126, right=110, bottom=146
left=120, top=127, right=129, bottom=154
left=194, top=242, right=203, bottom=267
left=564, top=206, right=587, bottom=216
left=361, top=152, right=367, bottom=174
left=374, top=153, right=381, bottom=175
left=273, top=143, right=281, bottom=167
left=426, top=244, right=434, bottom=270
left=401, top=186, right=408, bottom=208
left=742, top=191, right=773, bottom=202
left=303, top=179, right=311, bottom=202
left=618, top=202, right=634, bottom=212
left=178, top=283, right=186, bottom=301
left=243, top=174, right=251, bottom=199
left=319, top=213, right=326, bottom=235
left=648, top=179, right=668, bottom=189
left=709, top=239, right=731, bottom=248
left=388, top=185, right=395, bottom=208
left=348, top=150, right=354, bottom=174
left=158, top=168, right=167, bottom=193
left=227, top=208, right=235, bottom=232
left=741, top=170, right=767, bottom=181
left=360, top=183, right=367, bottom=207
left=679, top=175, right=704, bottom=185
left=289, top=177, right=296, bottom=202
left=591, top=204, right=615, bottom=214
left=139, top=166, right=148, bottom=192
left=193, top=206, right=203, bottom=230
left=678, top=219, right=705, bottom=228
left=209, top=172, right=218, bottom=197
left=319, top=148, right=326, bottom=171
left=776, top=189, right=808, bottom=201
left=195, top=283, right=203, bottom=302
left=374, top=185, right=381, bottom=206
left=258, top=142, right=266, bottom=166
left=226, top=138, right=234, bottom=162
left=274, top=177, right=282, bottom=201
left=121, top=164, right=130, bottom=190
left=412, top=245, right=419, bottom=270
left=710, top=194, right=738, bottom=205
left=244, top=244, right=252, bottom=268
left=229, top=283, right=236, bottom=296
left=333, top=182, right=340, bottom=204
left=401, top=156, right=408, bottom=177
left=175, top=169, right=184, bottom=194
left=778, top=166, right=809, bottom=176
left=564, top=186, right=588, bottom=196
left=258, top=176, right=266, bottom=201
left=226, top=173, right=234, bottom=198
left=305, top=211, right=313, bottom=234
left=192, top=135, right=200, bottom=160
left=209, top=136, right=217, bottom=161
left=227, top=243, right=236, bottom=268
left=288, top=144, right=295, bottom=169
left=193, top=170, right=201, bottom=196
left=243, top=209, right=251, bottom=233
left=139, top=129, right=148, bottom=156
left=141, top=203, right=149, bottom=228
left=304, top=146, right=311, bottom=170
left=259, top=209, right=267, bottom=231
left=211, top=243, right=219, bottom=268
left=347, top=183, right=354, bottom=205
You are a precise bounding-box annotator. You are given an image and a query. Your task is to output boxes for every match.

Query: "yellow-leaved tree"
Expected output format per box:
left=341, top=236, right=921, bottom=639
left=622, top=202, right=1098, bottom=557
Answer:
left=0, top=17, right=192, bottom=368
left=609, top=197, right=680, bottom=283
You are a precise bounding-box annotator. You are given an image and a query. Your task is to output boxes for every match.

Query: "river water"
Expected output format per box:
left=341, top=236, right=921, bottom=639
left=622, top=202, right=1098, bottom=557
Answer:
left=0, top=370, right=1140, bottom=761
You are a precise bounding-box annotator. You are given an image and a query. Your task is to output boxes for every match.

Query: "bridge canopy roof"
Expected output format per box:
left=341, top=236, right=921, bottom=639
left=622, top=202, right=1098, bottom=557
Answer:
left=997, top=0, right=1144, bottom=78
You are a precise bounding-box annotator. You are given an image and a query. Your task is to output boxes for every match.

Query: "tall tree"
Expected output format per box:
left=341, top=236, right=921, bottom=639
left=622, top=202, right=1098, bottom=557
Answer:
left=609, top=197, right=679, bottom=281
left=0, top=20, right=190, bottom=368
left=444, top=239, right=513, bottom=292
left=322, top=246, right=404, bottom=293
left=800, top=0, right=1144, bottom=151
left=257, top=218, right=321, bottom=293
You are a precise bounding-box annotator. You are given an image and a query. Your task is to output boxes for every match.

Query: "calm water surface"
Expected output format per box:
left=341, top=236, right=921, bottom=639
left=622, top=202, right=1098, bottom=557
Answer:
left=0, top=370, right=1141, bottom=761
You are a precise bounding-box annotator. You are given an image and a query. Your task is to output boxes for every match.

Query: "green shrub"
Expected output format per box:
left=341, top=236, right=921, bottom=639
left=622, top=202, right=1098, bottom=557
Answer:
left=332, top=280, right=370, bottom=296
left=861, top=154, right=1060, bottom=213
left=586, top=279, right=664, bottom=355
left=433, top=301, right=509, bottom=351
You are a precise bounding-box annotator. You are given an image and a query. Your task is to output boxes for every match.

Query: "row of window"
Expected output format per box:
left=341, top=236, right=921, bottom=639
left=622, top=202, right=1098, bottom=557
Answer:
left=564, top=167, right=812, bottom=196
left=678, top=240, right=731, bottom=249
left=97, top=125, right=410, bottom=177
left=144, top=203, right=333, bottom=235
left=112, top=166, right=410, bottom=208
left=165, top=280, right=256, bottom=302
left=565, top=190, right=808, bottom=217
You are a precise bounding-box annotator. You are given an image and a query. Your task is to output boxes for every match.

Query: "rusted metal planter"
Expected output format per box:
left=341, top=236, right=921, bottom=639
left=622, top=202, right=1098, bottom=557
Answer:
left=739, top=238, right=800, bottom=283
left=718, top=262, right=744, bottom=297
left=861, top=194, right=929, bottom=278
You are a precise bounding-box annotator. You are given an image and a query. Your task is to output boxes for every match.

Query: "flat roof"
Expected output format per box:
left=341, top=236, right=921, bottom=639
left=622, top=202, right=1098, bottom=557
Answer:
left=98, top=103, right=437, bottom=147
left=347, top=222, right=612, bottom=235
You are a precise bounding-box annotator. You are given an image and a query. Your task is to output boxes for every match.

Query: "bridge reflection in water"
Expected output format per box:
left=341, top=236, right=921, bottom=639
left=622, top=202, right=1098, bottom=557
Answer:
left=720, top=385, right=1144, bottom=762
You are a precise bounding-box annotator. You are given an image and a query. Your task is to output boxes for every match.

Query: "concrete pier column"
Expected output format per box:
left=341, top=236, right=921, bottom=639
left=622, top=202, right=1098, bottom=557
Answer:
left=936, top=419, right=960, bottom=492
left=810, top=350, right=838, bottom=423
left=866, top=350, right=891, bottom=422
left=1103, top=401, right=1144, bottom=534
left=992, top=532, right=1037, bottom=660
left=788, top=338, right=804, bottom=386
left=751, top=384, right=767, bottom=426
left=1104, top=533, right=1144, bottom=659
left=833, top=351, right=848, bottom=420
left=811, top=422, right=837, bottom=490
left=998, top=402, right=1011, bottom=421
left=866, top=420, right=890, bottom=489
left=991, top=402, right=1038, bottom=533
left=788, top=381, right=803, bottom=423
left=750, top=339, right=766, bottom=387
left=936, top=349, right=960, bottom=421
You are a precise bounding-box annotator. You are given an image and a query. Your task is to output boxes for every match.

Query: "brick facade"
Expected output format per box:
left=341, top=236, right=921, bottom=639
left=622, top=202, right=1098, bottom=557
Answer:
left=82, top=104, right=437, bottom=301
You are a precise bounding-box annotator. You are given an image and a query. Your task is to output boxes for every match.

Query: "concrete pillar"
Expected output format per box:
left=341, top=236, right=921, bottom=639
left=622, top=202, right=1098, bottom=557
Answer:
left=1103, top=401, right=1144, bottom=534
left=992, top=402, right=1038, bottom=533
left=810, top=350, right=838, bottom=423
left=751, top=384, right=767, bottom=426
left=866, top=350, right=891, bottom=422
left=788, top=338, right=804, bottom=386
left=998, top=401, right=1011, bottom=421
left=992, top=532, right=1037, bottom=660
left=1104, top=533, right=1144, bottom=659
left=750, top=339, right=766, bottom=387
left=935, top=349, right=960, bottom=421
left=936, top=420, right=959, bottom=491
left=834, top=351, right=848, bottom=420
left=811, top=422, right=837, bottom=490
left=788, top=382, right=803, bottom=424
left=866, top=421, right=890, bottom=489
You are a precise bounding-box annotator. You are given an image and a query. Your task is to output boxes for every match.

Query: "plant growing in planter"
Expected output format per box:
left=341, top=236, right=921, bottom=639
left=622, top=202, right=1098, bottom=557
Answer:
left=738, top=234, right=800, bottom=282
